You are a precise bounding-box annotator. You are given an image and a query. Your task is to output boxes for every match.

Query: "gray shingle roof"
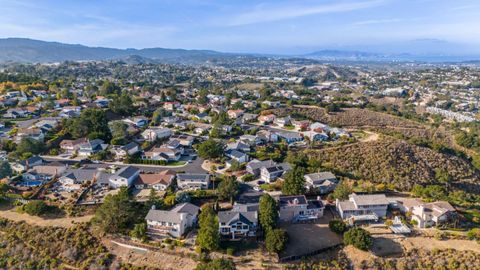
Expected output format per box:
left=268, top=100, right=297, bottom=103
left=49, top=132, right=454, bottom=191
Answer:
left=218, top=211, right=257, bottom=225
left=115, top=166, right=139, bottom=179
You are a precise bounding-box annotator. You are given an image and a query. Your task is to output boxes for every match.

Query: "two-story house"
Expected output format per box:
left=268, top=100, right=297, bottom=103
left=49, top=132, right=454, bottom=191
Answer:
left=304, top=172, right=338, bottom=194
left=108, top=166, right=140, bottom=188
left=177, top=173, right=210, bottom=190
left=411, top=201, right=456, bottom=228
left=145, top=203, right=200, bottom=238
left=218, top=210, right=258, bottom=240
left=278, top=195, right=325, bottom=222
left=336, top=193, right=390, bottom=223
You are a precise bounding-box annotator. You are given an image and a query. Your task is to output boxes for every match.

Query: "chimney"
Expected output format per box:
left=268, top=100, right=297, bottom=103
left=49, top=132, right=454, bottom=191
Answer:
left=317, top=196, right=321, bottom=201
left=151, top=204, right=156, bottom=210
left=293, top=198, right=299, bottom=205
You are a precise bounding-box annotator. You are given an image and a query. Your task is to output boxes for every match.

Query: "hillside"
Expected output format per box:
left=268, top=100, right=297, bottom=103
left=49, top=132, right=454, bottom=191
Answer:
left=307, top=139, right=480, bottom=193
left=0, top=38, right=232, bottom=64
left=269, top=106, right=433, bottom=138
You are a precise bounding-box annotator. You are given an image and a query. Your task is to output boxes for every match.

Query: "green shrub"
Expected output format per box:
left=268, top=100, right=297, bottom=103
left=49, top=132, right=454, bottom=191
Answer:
left=329, top=219, right=348, bottom=234
left=23, top=200, right=48, bottom=216
left=343, top=227, right=372, bottom=251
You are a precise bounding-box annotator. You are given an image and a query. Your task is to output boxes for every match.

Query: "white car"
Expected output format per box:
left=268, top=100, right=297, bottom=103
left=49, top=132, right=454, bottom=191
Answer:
left=253, top=186, right=263, bottom=192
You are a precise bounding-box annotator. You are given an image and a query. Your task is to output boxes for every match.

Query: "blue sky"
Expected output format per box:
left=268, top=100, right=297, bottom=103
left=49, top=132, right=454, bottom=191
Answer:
left=2, top=0, right=480, bottom=54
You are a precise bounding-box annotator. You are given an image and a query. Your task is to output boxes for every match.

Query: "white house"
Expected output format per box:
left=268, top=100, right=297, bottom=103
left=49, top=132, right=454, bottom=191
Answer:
left=411, top=201, right=456, bottom=228
left=142, top=127, right=172, bottom=142
left=218, top=210, right=258, bottom=240
left=145, top=203, right=200, bottom=238
left=336, top=194, right=390, bottom=223
left=108, top=166, right=140, bottom=188
left=278, top=195, right=325, bottom=222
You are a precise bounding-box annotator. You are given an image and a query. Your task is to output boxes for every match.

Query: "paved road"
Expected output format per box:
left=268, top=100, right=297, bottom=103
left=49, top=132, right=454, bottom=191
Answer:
left=41, top=156, right=207, bottom=174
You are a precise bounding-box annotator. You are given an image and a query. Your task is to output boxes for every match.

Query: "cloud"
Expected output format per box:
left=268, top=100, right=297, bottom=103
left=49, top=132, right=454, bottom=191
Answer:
left=227, top=0, right=385, bottom=26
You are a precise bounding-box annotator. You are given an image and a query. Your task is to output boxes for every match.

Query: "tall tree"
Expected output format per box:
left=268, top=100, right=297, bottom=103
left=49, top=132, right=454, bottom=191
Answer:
left=109, top=92, right=135, bottom=116
left=196, top=206, right=219, bottom=252
left=217, top=176, right=239, bottom=203
left=92, top=186, right=137, bottom=234
left=259, top=194, right=278, bottom=232
left=0, top=161, right=12, bottom=179
left=265, top=229, right=288, bottom=254
left=281, top=166, right=306, bottom=195
left=197, top=139, right=224, bottom=160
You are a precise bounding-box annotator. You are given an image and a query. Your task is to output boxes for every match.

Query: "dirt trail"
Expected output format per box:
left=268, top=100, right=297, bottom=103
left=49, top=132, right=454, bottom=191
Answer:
left=0, top=209, right=93, bottom=228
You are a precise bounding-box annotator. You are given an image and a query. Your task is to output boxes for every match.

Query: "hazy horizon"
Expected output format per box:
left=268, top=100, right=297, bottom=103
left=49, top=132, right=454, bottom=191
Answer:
left=2, top=0, right=480, bottom=55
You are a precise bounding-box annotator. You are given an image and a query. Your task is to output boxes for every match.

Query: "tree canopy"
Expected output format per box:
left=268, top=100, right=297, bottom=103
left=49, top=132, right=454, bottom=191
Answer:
left=196, top=206, right=219, bottom=252
left=197, top=139, right=224, bottom=160
left=281, top=166, right=306, bottom=195
left=265, top=229, right=288, bottom=254
left=343, top=227, right=372, bottom=251
left=68, top=108, right=111, bottom=141
left=217, top=176, right=239, bottom=203
left=259, top=194, right=278, bottom=232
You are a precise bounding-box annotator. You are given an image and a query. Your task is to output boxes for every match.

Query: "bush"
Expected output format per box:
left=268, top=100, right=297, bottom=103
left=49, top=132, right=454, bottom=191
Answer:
left=195, top=258, right=235, bottom=270
left=343, top=227, right=372, bottom=251
left=226, top=247, right=235, bottom=256
left=241, top=174, right=255, bottom=182
left=23, top=200, right=48, bottom=216
left=467, top=228, right=480, bottom=240
left=329, top=219, right=348, bottom=234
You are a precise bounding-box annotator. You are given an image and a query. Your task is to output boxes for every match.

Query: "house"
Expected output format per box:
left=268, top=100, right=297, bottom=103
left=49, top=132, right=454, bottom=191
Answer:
left=226, top=141, right=251, bottom=153
left=145, top=203, right=200, bottom=238
left=163, top=101, right=181, bottom=111
left=60, top=138, right=89, bottom=154
left=108, top=166, right=140, bottom=188
left=278, top=195, right=325, bottom=222
left=112, top=142, right=140, bottom=159
left=262, top=100, right=281, bottom=108
left=276, top=132, right=303, bottom=144
left=227, top=109, right=244, bottom=119
left=218, top=210, right=258, bottom=240
left=260, top=164, right=291, bottom=182
left=336, top=194, right=390, bottom=223
left=142, top=127, right=172, bottom=142
left=177, top=173, right=210, bottom=190
left=256, top=130, right=278, bottom=143
left=22, top=162, right=67, bottom=182
left=302, top=131, right=329, bottom=142
left=78, top=139, right=107, bottom=157
left=123, top=116, right=148, bottom=128
left=143, top=147, right=181, bottom=162
left=58, top=167, right=98, bottom=191
left=225, top=149, right=249, bottom=164
left=292, top=120, right=310, bottom=131
left=304, top=172, right=338, bottom=194
left=172, top=135, right=195, bottom=147
left=274, top=116, right=291, bottom=127
left=246, top=159, right=276, bottom=176
left=411, top=201, right=456, bottom=228
left=3, top=108, right=28, bottom=119
left=258, top=114, right=276, bottom=125
left=134, top=170, right=175, bottom=190
left=239, top=113, right=258, bottom=124
left=11, top=156, right=44, bottom=173
left=15, top=128, right=45, bottom=143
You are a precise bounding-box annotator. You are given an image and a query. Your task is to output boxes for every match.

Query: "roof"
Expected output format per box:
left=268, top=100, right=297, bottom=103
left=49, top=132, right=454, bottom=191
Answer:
left=232, top=203, right=259, bottom=212
left=218, top=211, right=257, bottom=225
left=338, top=200, right=356, bottom=211
left=350, top=194, right=389, bottom=206
left=171, top=202, right=200, bottom=216
left=135, top=170, right=175, bottom=186
left=278, top=195, right=308, bottom=207
left=121, top=142, right=139, bottom=151
left=114, top=166, right=139, bottom=179
left=177, top=173, right=209, bottom=182
left=247, top=159, right=276, bottom=171
left=305, top=172, right=336, bottom=183
left=226, top=149, right=247, bottom=159
left=61, top=168, right=98, bottom=182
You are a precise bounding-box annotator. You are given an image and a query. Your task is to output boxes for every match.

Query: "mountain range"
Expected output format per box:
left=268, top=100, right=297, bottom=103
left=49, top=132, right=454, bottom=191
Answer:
left=1, top=38, right=479, bottom=64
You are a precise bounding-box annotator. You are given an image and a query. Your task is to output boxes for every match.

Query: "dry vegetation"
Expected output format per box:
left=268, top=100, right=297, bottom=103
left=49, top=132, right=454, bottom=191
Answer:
left=269, top=107, right=432, bottom=138
left=0, top=218, right=113, bottom=269
left=359, top=248, right=480, bottom=270
left=307, top=138, right=480, bottom=193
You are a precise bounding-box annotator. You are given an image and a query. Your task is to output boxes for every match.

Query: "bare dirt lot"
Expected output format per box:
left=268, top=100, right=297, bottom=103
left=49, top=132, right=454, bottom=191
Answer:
left=0, top=209, right=93, bottom=228
left=279, top=214, right=342, bottom=261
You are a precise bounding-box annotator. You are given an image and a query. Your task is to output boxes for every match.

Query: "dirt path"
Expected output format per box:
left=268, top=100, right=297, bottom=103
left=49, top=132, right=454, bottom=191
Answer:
left=0, top=209, right=93, bottom=228
left=359, top=131, right=380, bottom=142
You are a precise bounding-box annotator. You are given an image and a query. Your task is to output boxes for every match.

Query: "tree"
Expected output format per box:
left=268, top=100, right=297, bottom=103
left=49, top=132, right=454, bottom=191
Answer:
left=329, top=219, right=347, bottom=234
left=281, top=166, right=306, bottom=195
left=331, top=181, right=352, bottom=200
left=16, top=138, right=44, bottom=157
left=197, top=139, right=224, bottom=160
left=259, top=194, right=278, bottom=232
left=195, top=258, right=236, bottom=270
left=265, top=229, right=288, bottom=254
left=109, top=92, right=135, bottom=116
left=217, top=176, right=239, bottom=203
left=196, top=206, right=219, bottom=252
left=68, top=108, right=111, bottom=141
left=0, top=161, right=12, bottom=179
left=92, top=186, right=137, bottom=234
left=343, top=227, right=372, bottom=251
left=23, top=200, right=48, bottom=216
left=111, top=121, right=128, bottom=140
left=100, top=80, right=120, bottom=96
left=129, top=223, right=147, bottom=242
left=285, top=151, right=308, bottom=168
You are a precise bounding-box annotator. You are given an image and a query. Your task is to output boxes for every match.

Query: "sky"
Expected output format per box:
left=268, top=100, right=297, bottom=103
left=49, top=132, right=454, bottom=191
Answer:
left=1, top=0, right=480, bottom=55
